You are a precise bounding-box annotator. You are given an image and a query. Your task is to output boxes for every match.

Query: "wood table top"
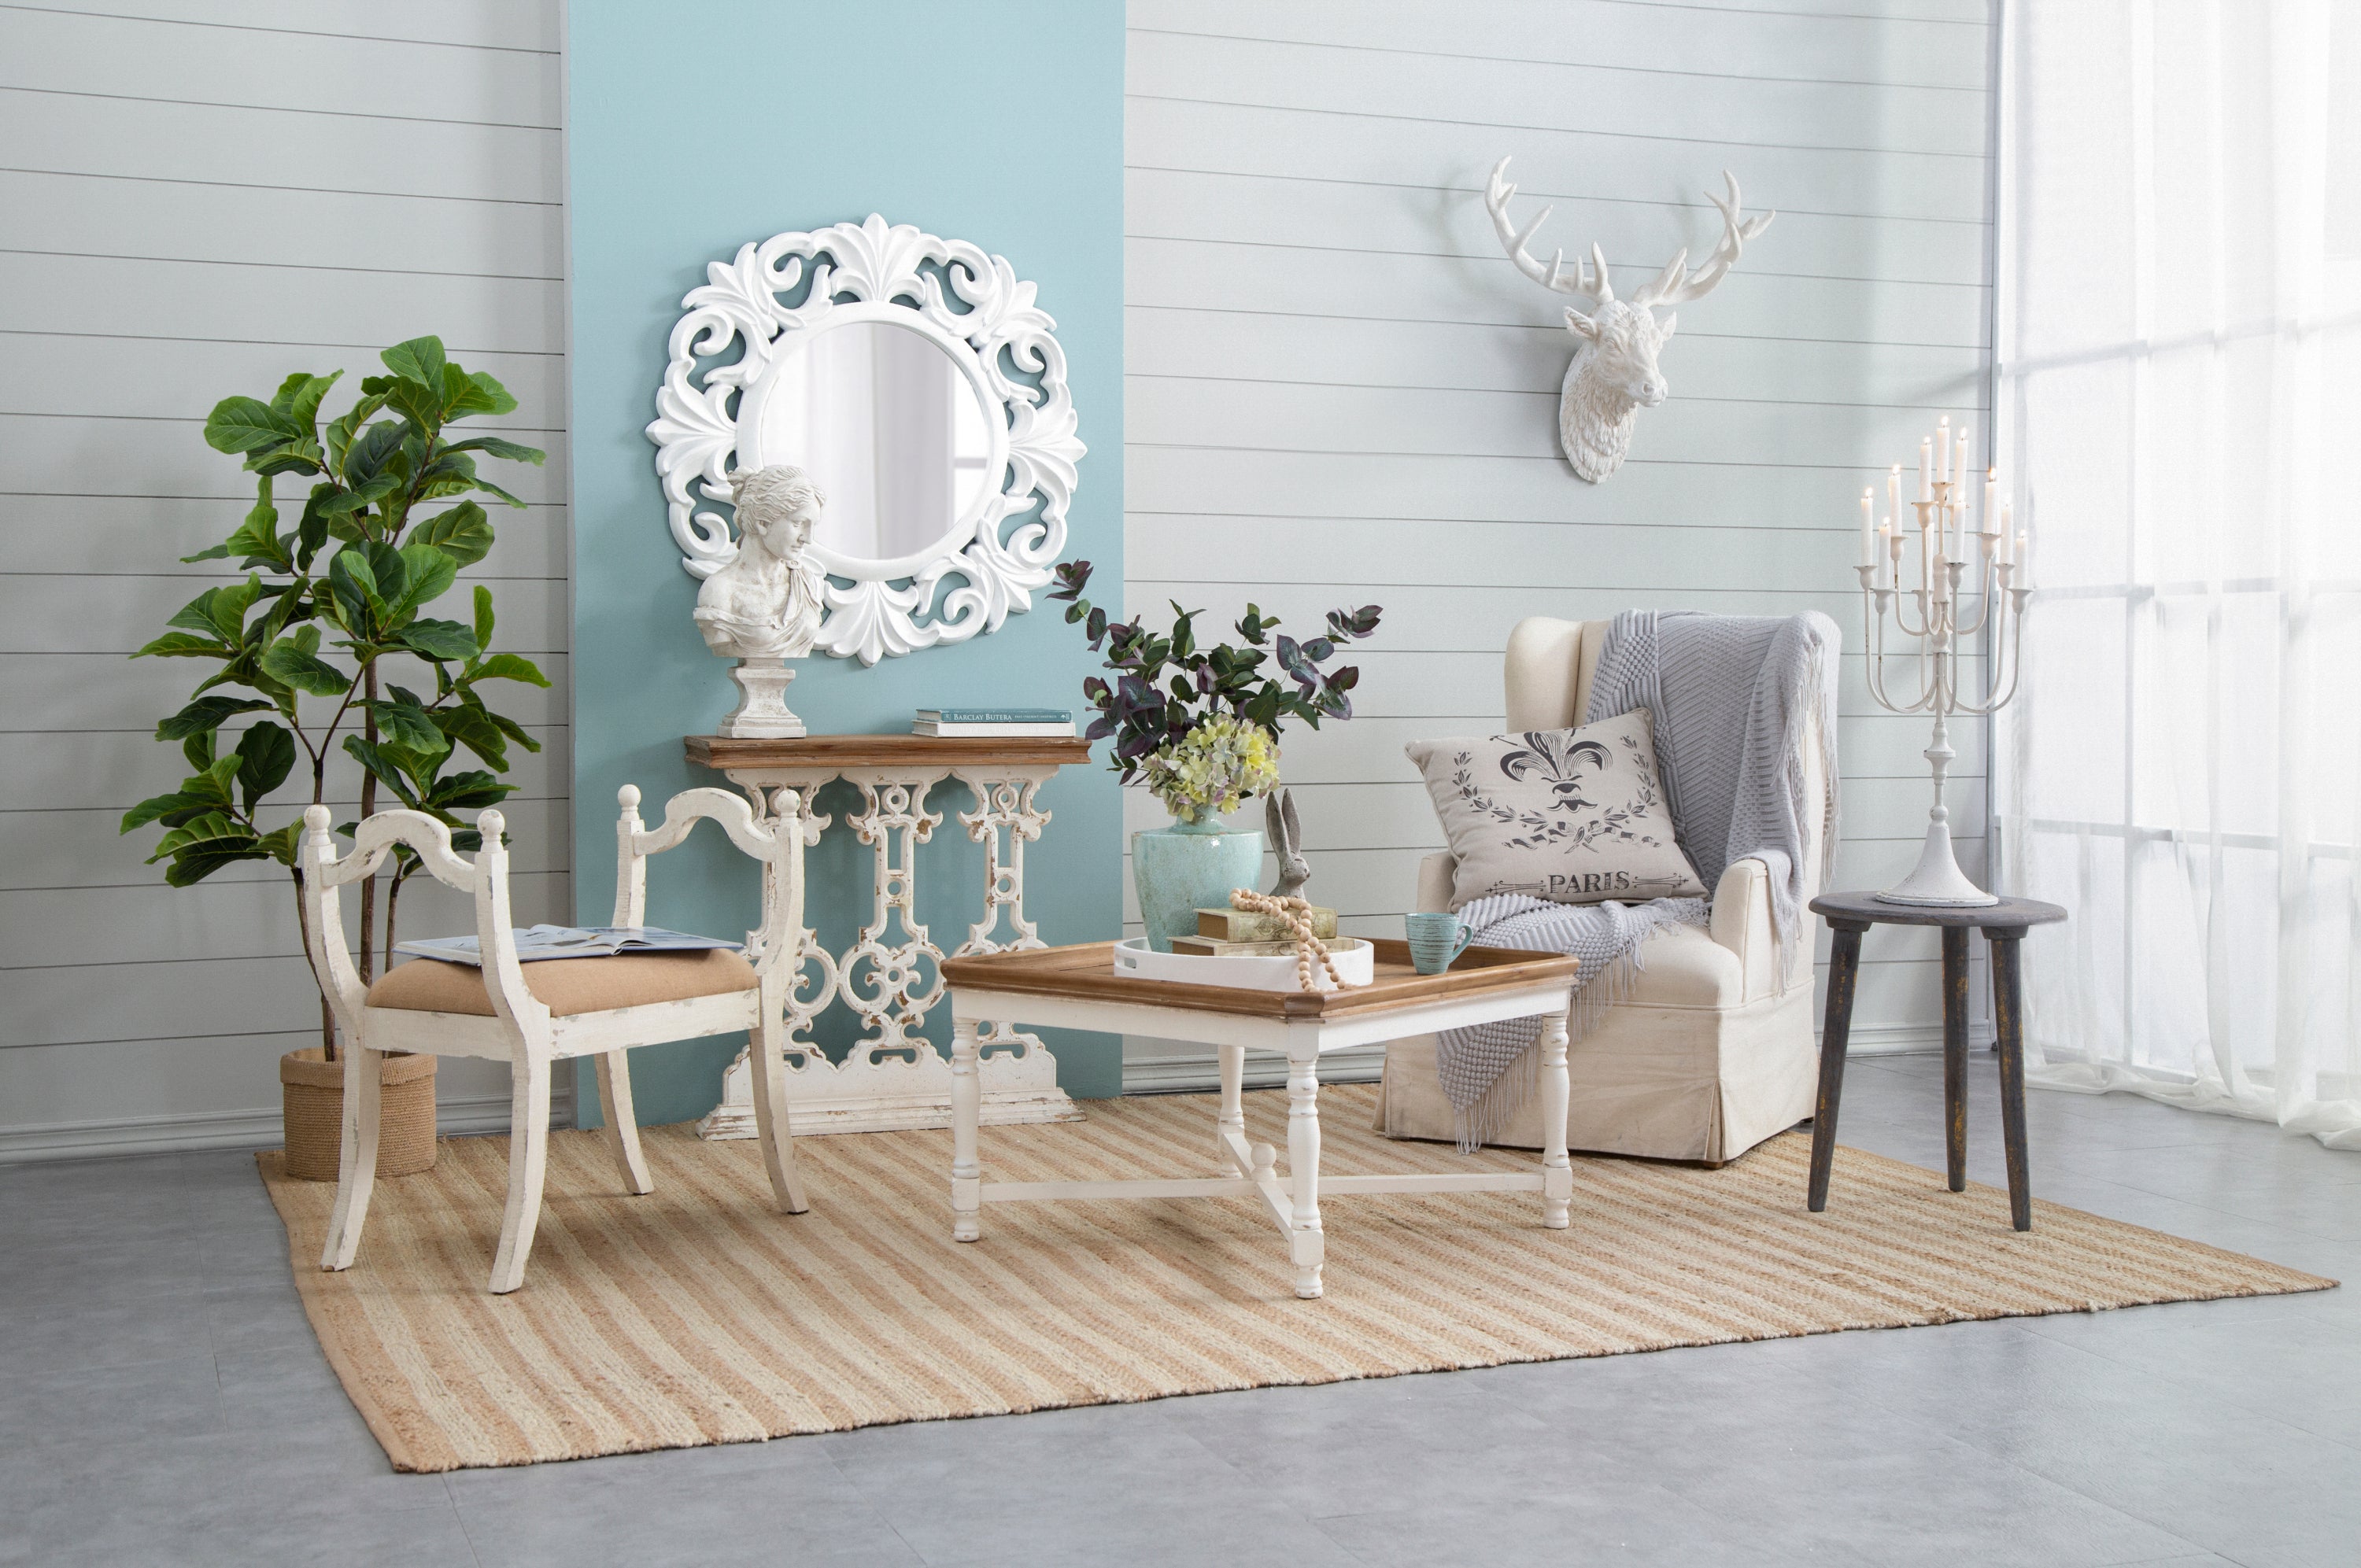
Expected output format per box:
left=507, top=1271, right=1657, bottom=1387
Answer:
left=940, top=939, right=1577, bottom=1020
left=1810, top=891, right=2068, bottom=930
left=686, top=733, right=1096, bottom=771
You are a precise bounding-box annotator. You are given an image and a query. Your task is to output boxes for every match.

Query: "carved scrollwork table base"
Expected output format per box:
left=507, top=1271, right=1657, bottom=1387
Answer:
left=685, top=736, right=1088, bottom=1138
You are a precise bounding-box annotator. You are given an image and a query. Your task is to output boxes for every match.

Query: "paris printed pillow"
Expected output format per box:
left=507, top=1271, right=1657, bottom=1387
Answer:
left=1406, top=707, right=1705, bottom=909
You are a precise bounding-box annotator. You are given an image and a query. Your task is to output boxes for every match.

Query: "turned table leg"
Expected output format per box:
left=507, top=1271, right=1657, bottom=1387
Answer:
left=1287, top=1050, right=1324, bottom=1300
left=1808, top=921, right=1866, bottom=1212
left=1538, top=1007, right=1572, bottom=1230
left=1986, top=930, right=2034, bottom=1231
left=1217, top=1043, right=1246, bottom=1159
left=950, top=1017, right=981, bottom=1241
left=1942, top=924, right=1971, bottom=1193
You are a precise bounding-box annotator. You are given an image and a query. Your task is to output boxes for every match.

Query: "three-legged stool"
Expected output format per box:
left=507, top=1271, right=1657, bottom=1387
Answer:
left=1806, top=891, right=2067, bottom=1231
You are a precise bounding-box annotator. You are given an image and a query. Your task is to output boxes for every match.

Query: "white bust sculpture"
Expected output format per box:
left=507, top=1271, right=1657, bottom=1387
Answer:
left=696, top=464, right=829, bottom=737
left=694, top=464, right=828, bottom=660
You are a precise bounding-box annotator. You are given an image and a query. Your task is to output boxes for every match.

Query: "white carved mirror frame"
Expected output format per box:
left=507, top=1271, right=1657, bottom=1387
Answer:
left=646, top=214, right=1085, bottom=665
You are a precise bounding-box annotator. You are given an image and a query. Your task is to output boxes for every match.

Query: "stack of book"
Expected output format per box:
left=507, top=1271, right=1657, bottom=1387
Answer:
left=912, top=707, right=1074, bottom=737
left=1169, top=903, right=1340, bottom=957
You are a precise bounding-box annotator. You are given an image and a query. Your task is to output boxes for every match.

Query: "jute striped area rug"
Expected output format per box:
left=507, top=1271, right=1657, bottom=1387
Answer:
left=257, top=1085, right=2333, bottom=1473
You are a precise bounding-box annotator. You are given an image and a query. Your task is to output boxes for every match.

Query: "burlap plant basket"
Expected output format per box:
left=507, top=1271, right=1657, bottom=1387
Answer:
left=279, top=1048, right=438, bottom=1182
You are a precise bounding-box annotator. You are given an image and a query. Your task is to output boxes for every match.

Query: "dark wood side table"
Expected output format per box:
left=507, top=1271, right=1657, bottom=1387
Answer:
left=1807, top=891, right=2067, bottom=1231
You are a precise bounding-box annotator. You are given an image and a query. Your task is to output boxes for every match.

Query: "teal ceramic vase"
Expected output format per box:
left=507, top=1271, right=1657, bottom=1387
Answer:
left=1132, top=817, right=1265, bottom=952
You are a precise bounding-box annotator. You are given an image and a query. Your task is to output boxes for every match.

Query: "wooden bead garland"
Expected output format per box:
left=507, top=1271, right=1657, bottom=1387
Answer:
left=1228, top=889, right=1345, bottom=992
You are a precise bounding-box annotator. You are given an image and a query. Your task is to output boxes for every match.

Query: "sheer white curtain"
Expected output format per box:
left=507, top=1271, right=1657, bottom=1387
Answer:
left=1995, top=0, right=2361, bottom=1146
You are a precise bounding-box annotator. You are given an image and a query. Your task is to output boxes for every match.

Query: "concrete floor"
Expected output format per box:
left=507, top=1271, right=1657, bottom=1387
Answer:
left=3, top=1053, right=2356, bottom=1567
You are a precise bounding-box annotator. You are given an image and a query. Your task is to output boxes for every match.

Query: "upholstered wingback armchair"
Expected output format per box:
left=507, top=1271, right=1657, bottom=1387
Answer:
left=1373, top=616, right=1828, bottom=1164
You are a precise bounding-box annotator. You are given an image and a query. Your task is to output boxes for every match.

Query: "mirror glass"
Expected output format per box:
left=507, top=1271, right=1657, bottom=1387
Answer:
left=751, top=319, right=996, bottom=563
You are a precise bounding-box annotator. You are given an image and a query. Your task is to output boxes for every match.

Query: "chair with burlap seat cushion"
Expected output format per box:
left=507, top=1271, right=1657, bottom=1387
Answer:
left=301, top=785, right=813, bottom=1295
left=368, top=949, right=759, bottom=1017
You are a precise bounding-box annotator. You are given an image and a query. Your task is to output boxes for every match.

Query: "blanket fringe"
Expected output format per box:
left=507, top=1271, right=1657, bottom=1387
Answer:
left=1454, top=945, right=1646, bottom=1153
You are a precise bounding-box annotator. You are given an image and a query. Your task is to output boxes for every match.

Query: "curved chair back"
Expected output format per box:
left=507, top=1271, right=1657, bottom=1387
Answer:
left=297, top=803, right=543, bottom=1044
left=611, top=784, right=805, bottom=989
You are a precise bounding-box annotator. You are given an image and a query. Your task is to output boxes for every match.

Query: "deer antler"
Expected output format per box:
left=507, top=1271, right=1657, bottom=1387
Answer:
left=1628, top=171, right=1775, bottom=308
left=1483, top=157, right=1613, bottom=308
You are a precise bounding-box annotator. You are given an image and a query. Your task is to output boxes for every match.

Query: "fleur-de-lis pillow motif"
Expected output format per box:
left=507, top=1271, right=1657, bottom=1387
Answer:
left=1406, top=707, right=1705, bottom=909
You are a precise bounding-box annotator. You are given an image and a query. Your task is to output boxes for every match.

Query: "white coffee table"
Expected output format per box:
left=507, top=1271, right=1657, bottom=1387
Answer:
left=938, top=939, right=1579, bottom=1299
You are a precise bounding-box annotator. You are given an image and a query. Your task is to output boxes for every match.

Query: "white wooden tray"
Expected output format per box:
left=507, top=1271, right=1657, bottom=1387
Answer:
left=1111, top=935, right=1374, bottom=992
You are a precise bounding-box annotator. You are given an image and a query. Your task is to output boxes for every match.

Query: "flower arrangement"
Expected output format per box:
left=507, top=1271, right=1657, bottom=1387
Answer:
left=1140, top=712, right=1280, bottom=823
left=1048, top=561, right=1381, bottom=824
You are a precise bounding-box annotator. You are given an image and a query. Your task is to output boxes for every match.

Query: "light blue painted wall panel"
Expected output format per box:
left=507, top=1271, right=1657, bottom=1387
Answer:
left=566, top=2, right=1127, bottom=1123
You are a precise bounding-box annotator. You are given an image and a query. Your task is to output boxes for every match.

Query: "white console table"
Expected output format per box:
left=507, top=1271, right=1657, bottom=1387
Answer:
left=685, top=732, right=1093, bottom=1138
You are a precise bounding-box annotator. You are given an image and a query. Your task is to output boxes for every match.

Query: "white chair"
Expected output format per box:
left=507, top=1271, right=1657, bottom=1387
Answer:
left=1375, top=616, right=1830, bottom=1164
left=300, top=785, right=810, bottom=1294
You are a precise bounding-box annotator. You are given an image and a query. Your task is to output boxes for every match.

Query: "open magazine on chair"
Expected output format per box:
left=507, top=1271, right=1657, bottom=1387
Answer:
left=394, top=924, right=743, bottom=966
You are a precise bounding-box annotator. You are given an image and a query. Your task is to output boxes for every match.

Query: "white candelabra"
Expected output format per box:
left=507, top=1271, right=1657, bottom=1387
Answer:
left=1855, top=415, right=2034, bottom=907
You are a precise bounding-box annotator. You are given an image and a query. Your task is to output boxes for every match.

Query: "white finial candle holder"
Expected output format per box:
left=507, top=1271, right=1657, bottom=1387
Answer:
left=1854, top=417, right=2033, bottom=907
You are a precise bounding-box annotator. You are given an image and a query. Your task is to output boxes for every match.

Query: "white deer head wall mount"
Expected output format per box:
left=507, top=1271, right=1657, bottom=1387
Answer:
left=1484, top=157, right=1774, bottom=483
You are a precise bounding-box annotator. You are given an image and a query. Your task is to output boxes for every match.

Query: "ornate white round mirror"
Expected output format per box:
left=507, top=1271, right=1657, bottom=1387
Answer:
left=736, top=314, right=1000, bottom=577
left=647, top=215, right=1084, bottom=665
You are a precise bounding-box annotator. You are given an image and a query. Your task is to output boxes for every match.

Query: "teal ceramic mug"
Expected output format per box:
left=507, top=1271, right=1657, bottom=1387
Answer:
left=1404, top=912, right=1474, bottom=976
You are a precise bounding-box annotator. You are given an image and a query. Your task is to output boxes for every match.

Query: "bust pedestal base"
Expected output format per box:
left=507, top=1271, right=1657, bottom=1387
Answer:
left=717, top=658, right=804, bottom=740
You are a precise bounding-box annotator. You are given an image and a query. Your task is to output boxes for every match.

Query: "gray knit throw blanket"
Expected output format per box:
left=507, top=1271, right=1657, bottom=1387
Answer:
left=1435, top=610, right=1840, bottom=1149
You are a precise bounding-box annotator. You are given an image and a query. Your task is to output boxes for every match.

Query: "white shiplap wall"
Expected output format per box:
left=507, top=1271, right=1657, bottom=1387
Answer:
left=1122, top=0, right=1995, bottom=1083
left=0, top=1, right=571, bottom=1158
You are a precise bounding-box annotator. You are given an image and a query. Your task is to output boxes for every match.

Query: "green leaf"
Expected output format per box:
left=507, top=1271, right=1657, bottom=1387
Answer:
left=455, top=368, right=517, bottom=418
left=383, top=375, right=445, bottom=436
left=184, top=757, right=242, bottom=809
left=156, top=695, right=272, bottom=741
left=371, top=697, right=450, bottom=758
left=434, top=702, right=509, bottom=769
left=283, top=485, right=327, bottom=567
left=232, top=721, right=296, bottom=809
left=327, top=543, right=395, bottom=632
left=259, top=633, right=349, bottom=695
left=486, top=708, right=540, bottom=754
left=316, top=470, right=401, bottom=518
left=206, top=577, right=263, bottom=641
left=472, top=582, right=494, bottom=647
left=469, top=474, right=530, bottom=509
left=324, top=392, right=386, bottom=476
left=254, top=821, right=303, bottom=866
left=133, top=631, right=231, bottom=659
left=163, top=843, right=272, bottom=887
left=247, top=438, right=324, bottom=479
left=408, top=501, right=493, bottom=568
left=381, top=336, right=448, bottom=390
left=342, top=420, right=408, bottom=486
left=203, top=396, right=301, bottom=455
left=183, top=731, right=217, bottom=772
left=464, top=652, right=548, bottom=688
left=286, top=370, right=342, bottom=430
left=342, top=736, right=423, bottom=807
left=120, top=791, right=195, bottom=834
left=212, top=492, right=289, bottom=570
left=165, top=586, right=227, bottom=636
left=268, top=371, right=313, bottom=415
left=384, top=543, right=456, bottom=624
left=440, top=434, right=545, bottom=466
left=426, top=769, right=513, bottom=813
left=397, top=618, right=478, bottom=662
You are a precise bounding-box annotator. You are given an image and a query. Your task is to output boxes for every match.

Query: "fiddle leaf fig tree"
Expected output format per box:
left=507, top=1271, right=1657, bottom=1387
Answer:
left=122, top=337, right=549, bottom=1057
